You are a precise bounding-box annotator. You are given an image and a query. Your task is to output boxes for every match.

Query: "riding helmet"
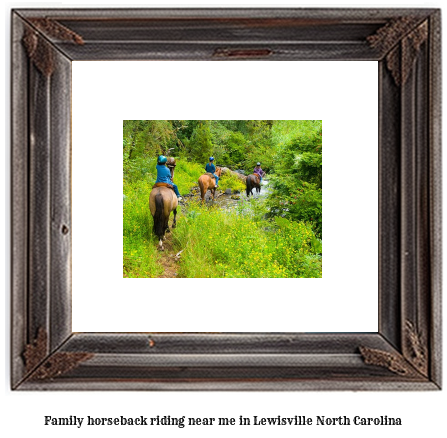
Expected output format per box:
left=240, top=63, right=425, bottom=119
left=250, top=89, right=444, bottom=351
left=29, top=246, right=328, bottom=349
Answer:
left=158, top=155, right=168, bottom=164
left=209, top=157, right=214, bottom=161
left=256, top=162, right=261, bottom=166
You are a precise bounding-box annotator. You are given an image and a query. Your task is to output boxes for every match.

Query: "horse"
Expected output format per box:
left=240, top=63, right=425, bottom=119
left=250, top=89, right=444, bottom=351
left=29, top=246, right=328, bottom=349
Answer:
left=198, top=167, right=222, bottom=202
left=149, top=186, right=178, bottom=251
left=166, top=157, right=176, bottom=180
left=246, top=174, right=261, bottom=197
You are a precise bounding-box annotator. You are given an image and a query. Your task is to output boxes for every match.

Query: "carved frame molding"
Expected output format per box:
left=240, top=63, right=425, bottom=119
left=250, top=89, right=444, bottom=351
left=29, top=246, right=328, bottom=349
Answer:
left=11, top=8, right=441, bottom=390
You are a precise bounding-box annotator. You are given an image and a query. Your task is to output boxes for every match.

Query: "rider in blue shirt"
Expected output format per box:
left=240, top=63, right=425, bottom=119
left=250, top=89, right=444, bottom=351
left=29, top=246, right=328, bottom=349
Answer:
left=205, top=157, right=219, bottom=188
left=155, top=155, right=182, bottom=200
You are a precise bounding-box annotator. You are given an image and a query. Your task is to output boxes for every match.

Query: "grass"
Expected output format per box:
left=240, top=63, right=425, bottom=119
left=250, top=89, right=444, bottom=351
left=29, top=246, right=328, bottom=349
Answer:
left=172, top=200, right=322, bottom=278
left=172, top=160, right=203, bottom=195
left=123, top=157, right=203, bottom=277
left=123, top=158, right=322, bottom=278
left=123, top=178, right=162, bottom=277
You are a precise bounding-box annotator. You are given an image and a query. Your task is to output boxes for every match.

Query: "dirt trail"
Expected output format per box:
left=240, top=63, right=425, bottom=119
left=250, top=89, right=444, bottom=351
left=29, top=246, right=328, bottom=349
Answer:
left=156, top=233, right=181, bottom=278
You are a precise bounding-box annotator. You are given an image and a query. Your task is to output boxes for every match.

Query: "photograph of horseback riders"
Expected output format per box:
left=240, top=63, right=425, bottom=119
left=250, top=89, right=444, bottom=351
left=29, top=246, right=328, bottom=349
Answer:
left=123, top=120, right=322, bottom=278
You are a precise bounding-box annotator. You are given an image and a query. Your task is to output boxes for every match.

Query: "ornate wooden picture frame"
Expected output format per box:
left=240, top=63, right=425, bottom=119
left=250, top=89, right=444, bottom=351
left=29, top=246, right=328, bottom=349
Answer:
left=11, top=8, right=441, bottom=390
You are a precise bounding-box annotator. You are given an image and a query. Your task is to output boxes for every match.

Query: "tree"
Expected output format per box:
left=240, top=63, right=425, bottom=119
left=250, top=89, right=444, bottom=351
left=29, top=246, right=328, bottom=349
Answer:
left=123, top=120, right=176, bottom=160
left=187, top=121, right=214, bottom=163
left=224, top=131, right=246, bottom=167
left=266, top=120, right=323, bottom=237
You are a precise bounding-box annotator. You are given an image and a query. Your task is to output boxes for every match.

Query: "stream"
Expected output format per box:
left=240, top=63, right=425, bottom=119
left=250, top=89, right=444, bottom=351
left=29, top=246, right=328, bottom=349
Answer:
left=184, top=179, right=271, bottom=213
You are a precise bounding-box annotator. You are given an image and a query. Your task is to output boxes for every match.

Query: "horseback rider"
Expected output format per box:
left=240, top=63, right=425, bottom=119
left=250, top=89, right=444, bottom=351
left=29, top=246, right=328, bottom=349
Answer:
left=205, top=156, right=219, bottom=188
left=253, top=162, right=266, bottom=182
left=155, top=155, right=182, bottom=200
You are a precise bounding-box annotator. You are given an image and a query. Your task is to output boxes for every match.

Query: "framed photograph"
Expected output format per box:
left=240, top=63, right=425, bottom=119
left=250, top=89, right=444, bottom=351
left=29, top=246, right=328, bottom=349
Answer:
left=11, top=8, right=441, bottom=390
left=121, top=119, right=324, bottom=279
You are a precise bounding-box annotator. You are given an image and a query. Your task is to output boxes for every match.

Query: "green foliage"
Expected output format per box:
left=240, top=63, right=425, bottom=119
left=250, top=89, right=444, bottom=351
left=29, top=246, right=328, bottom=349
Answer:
left=124, top=119, right=286, bottom=173
left=172, top=160, right=203, bottom=195
left=266, top=179, right=322, bottom=238
left=294, top=152, right=323, bottom=187
left=123, top=120, right=323, bottom=277
left=223, top=131, right=246, bottom=167
left=123, top=155, right=157, bottom=185
left=172, top=201, right=321, bottom=278
left=218, top=172, right=246, bottom=192
left=207, top=120, right=274, bottom=171
left=272, top=121, right=322, bottom=183
left=209, top=121, right=232, bottom=164
left=271, top=120, right=316, bottom=152
left=123, top=178, right=163, bottom=278
left=123, top=120, right=176, bottom=163
left=123, top=158, right=204, bottom=278
left=242, top=121, right=274, bottom=173
left=175, top=120, right=199, bottom=144
left=266, top=120, right=322, bottom=236
left=187, top=122, right=214, bottom=163
left=244, top=142, right=275, bottom=174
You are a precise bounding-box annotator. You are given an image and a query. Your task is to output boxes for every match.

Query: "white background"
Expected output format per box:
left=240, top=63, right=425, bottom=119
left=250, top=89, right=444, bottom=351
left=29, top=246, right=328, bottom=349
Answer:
left=72, top=60, right=378, bottom=332
left=2, top=1, right=445, bottom=438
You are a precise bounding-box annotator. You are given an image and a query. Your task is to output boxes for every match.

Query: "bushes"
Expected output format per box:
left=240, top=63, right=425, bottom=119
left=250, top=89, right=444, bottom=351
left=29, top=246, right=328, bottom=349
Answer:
left=172, top=160, right=203, bottom=195
left=172, top=201, right=322, bottom=278
left=267, top=120, right=322, bottom=237
left=186, top=122, right=213, bottom=163
left=218, top=172, right=245, bottom=192
left=266, top=179, right=322, bottom=237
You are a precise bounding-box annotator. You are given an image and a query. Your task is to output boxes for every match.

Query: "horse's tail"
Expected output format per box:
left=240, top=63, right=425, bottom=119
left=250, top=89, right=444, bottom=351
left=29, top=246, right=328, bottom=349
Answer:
left=198, top=177, right=205, bottom=201
left=246, top=176, right=252, bottom=197
left=153, top=193, right=165, bottom=238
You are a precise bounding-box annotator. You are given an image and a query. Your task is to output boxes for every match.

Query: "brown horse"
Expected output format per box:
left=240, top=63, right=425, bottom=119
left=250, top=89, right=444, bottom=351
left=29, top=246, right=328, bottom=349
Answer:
left=246, top=174, right=261, bottom=197
left=166, top=157, right=176, bottom=180
left=198, top=167, right=222, bottom=202
left=149, top=186, right=178, bottom=250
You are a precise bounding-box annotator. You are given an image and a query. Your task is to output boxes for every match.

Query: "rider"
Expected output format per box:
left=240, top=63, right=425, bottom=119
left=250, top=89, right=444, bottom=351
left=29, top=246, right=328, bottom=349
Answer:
left=253, top=162, right=266, bottom=182
left=155, top=155, right=182, bottom=200
left=205, top=156, right=219, bottom=188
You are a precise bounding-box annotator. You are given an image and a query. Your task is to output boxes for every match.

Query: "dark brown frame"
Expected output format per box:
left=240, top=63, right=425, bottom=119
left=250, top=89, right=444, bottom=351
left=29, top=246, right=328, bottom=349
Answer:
left=11, top=8, right=441, bottom=390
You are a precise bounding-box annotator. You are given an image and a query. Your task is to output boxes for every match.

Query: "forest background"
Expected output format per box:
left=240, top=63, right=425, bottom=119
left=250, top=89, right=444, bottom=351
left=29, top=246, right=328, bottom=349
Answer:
left=123, top=120, right=322, bottom=278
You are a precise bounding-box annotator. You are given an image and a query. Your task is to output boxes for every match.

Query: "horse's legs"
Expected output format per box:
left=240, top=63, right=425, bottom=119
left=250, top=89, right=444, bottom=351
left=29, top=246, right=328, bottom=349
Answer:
left=158, top=239, right=164, bottom=250
left=172, top=208, right=177, bottom=228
